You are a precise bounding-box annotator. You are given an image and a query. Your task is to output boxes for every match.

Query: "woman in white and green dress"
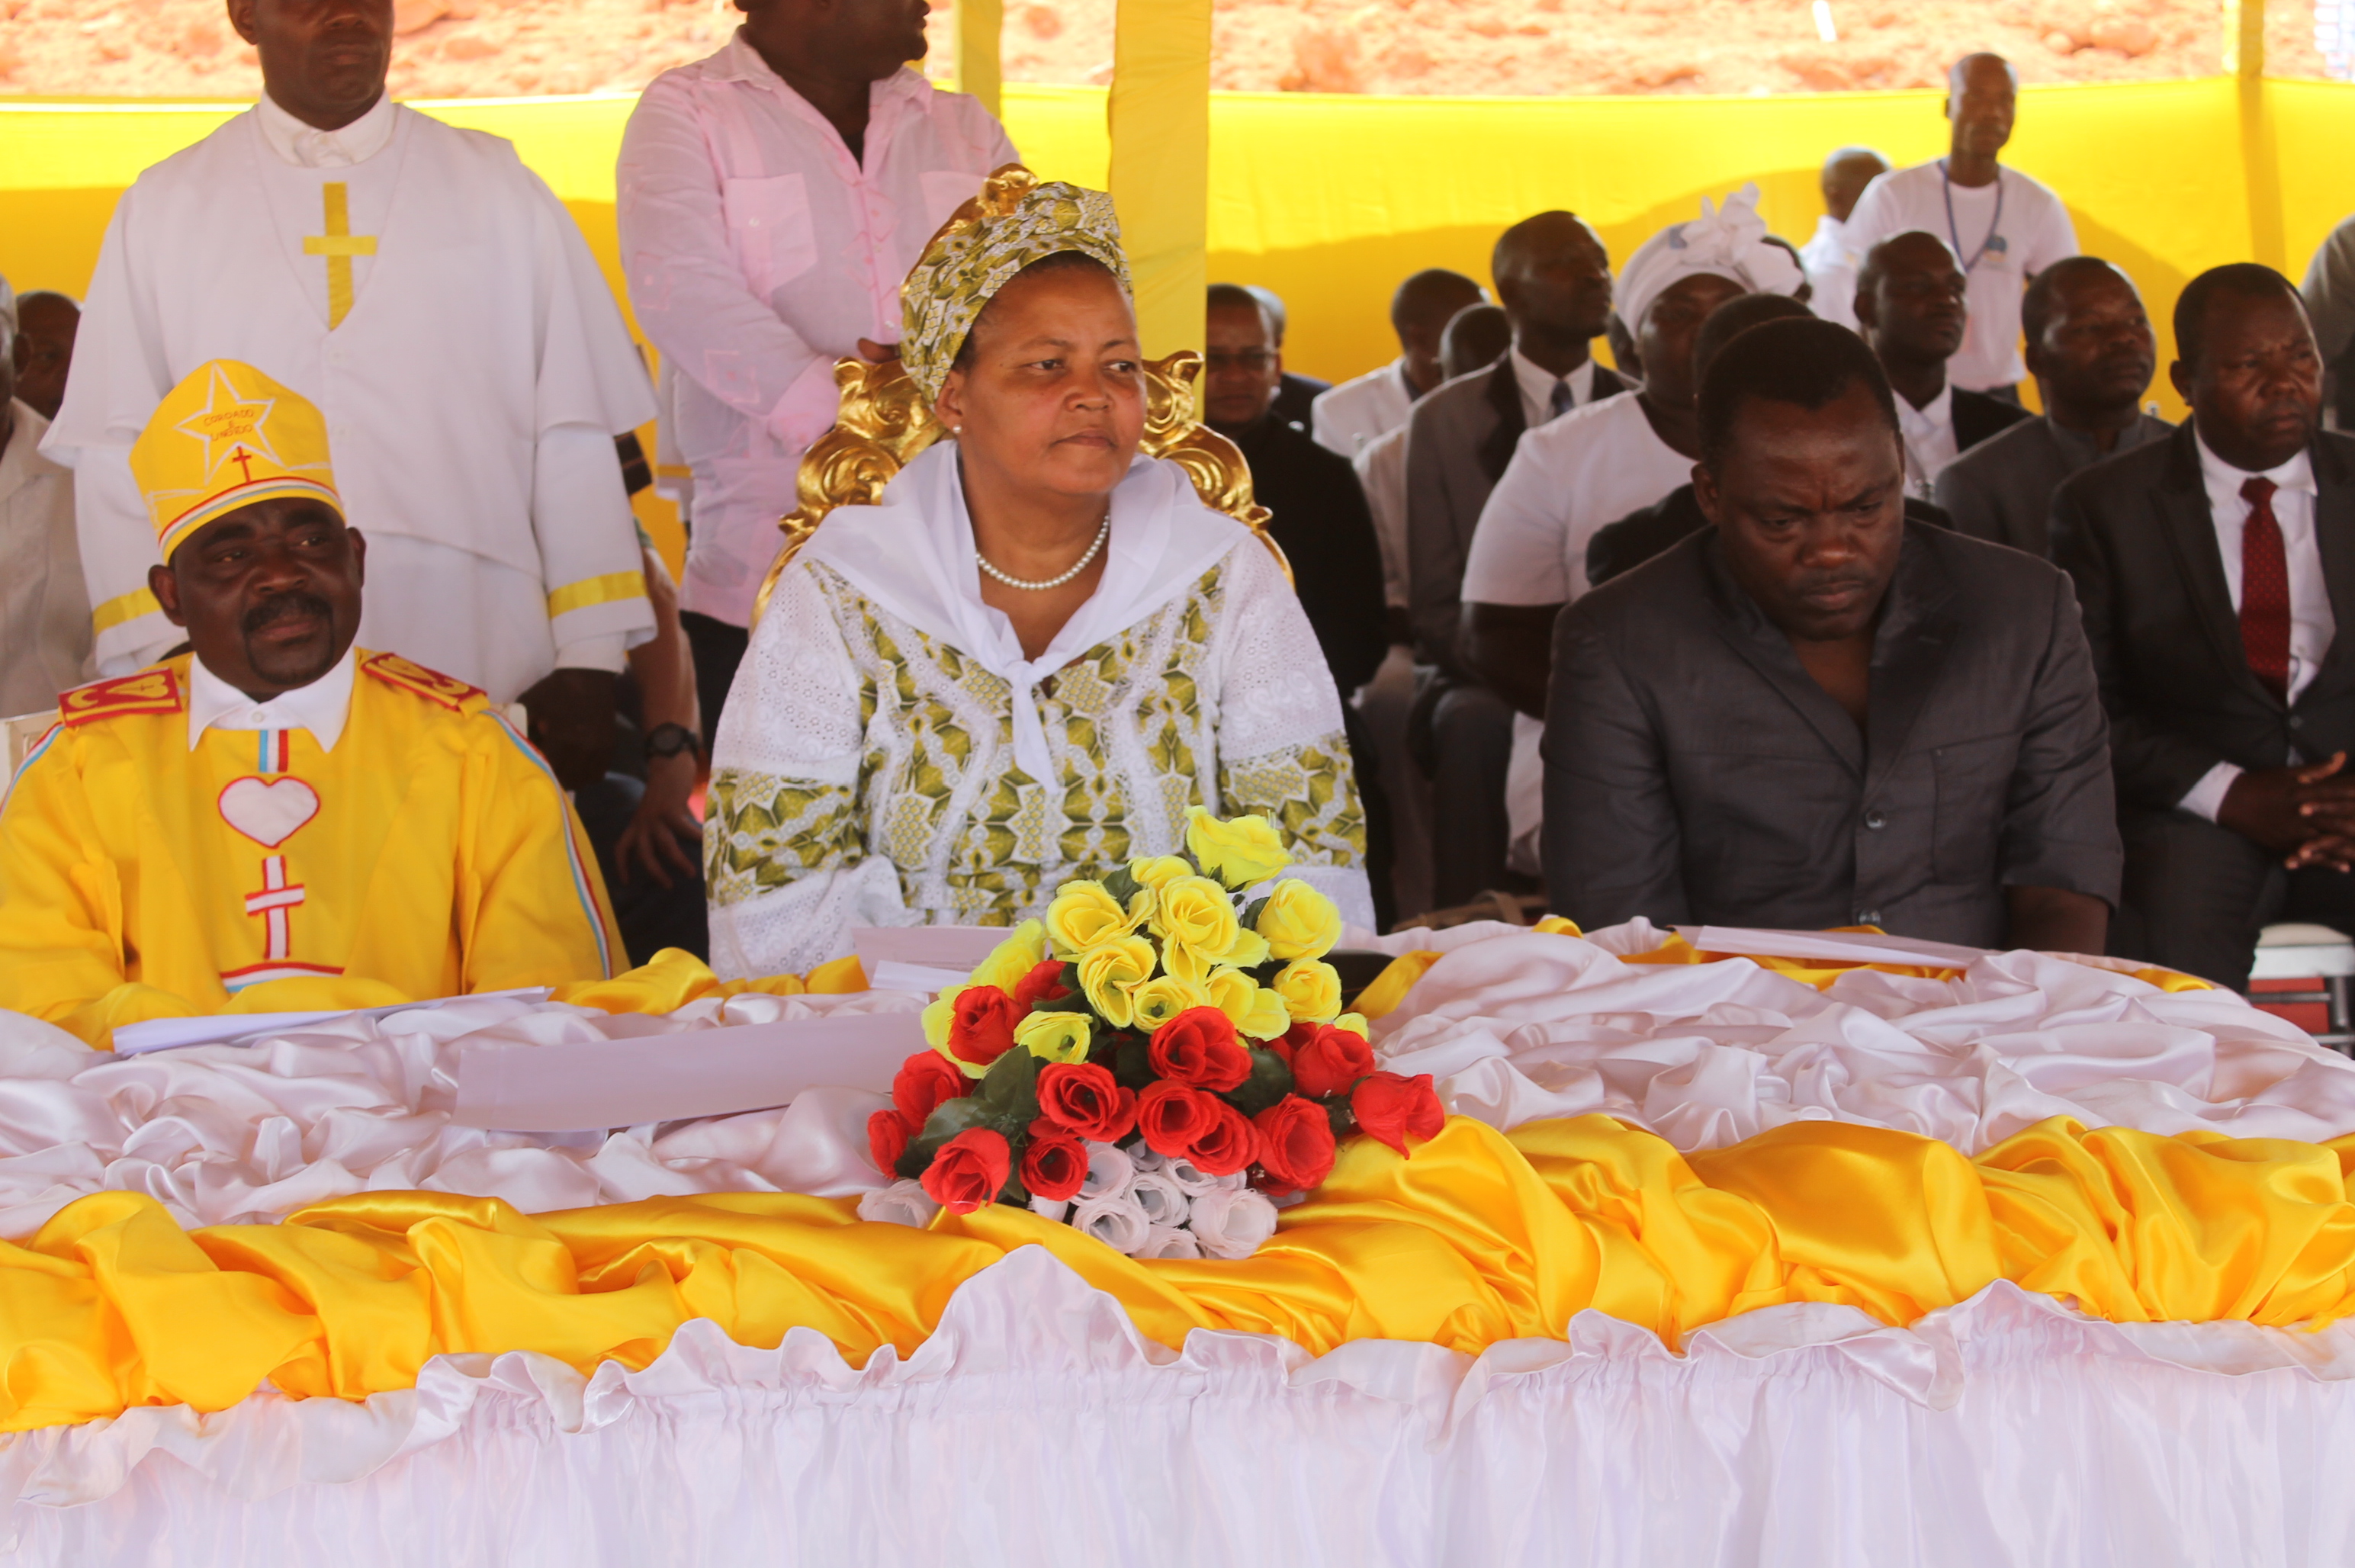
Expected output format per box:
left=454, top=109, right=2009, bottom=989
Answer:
left=703, top=169, right=1371, bottom=977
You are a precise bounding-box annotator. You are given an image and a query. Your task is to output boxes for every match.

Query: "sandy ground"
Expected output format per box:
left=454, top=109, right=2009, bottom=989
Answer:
left=0, top=0, right=2331, bottom=101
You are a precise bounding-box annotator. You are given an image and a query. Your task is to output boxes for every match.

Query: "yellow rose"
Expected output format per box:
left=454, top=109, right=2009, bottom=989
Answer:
left=1129, top=973, right=1211, bottom=1033
left=1184, top=806, right=1292, bottom=891
left=1203, top=966, right=1261, bottom=1031
left=1129, top=855, right=1194, bottom=894
left=1239, top=983, right=1293, bottom=1041
left=1044, top=881, right=1148, bottom=959
left=1152, top=874, right=1242, bottom=984
left=1075, top=936, right=1156, bottom=1028
left=921, top=995, right=953, bottom=1048
left=1335, top=1011, right=1369, bottom=1038
left=967, top=918, right=1046, bottom=994
left=1271, top=957, right=1343, bottom=1024
left=1017, top=1010, right=1094, bottom=1065
left=1255, top=879, right=1341, bottom=962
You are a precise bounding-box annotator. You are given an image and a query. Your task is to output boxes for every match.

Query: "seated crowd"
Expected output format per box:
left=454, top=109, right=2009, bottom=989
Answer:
left=3, top=7, right=2355, bottom=1030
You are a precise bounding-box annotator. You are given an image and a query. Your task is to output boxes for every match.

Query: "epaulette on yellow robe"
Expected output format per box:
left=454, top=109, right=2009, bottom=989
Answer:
left=0, top=651, right=624, bottom=1047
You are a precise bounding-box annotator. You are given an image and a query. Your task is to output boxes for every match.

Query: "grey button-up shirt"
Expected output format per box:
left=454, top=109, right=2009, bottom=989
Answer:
left=1935, top=411, right=2174, bottom=558
left=1542, top=521, right=2121, bottom=946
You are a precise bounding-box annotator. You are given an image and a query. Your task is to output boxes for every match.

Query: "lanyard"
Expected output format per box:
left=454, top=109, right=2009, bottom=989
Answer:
left=1938, top=160, right=2005, bottom=274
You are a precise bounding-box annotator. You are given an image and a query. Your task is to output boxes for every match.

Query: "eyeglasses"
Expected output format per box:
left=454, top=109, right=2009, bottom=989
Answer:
left=1205, top=349, right=1278, bottom=372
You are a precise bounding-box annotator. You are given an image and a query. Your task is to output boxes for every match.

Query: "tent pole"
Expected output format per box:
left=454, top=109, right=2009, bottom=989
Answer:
left=1107, top=0, right=1213, bottom=359
left=953, top=0, right=1004, bottom=120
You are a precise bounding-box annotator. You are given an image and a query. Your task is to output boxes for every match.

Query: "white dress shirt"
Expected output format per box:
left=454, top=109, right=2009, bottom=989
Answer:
left=1801, top=212, right=1861, bottom=329
left=1508, top=349, right=1598, bottom=433
left=187, top=645, right=356, bottom=753
left=2177, top=434, right=2331, bottom=821
left=1311, top=358, right=1415, bottom=458
left=1351, top=422, right=1410, bottom=609
left=254, top=91, right=397, bottom=169
left=1896, top=382, right=1961, bottom=498
left=618, top=37, right=1017, bottom=625
left=0, top=401, right=93, bottom=716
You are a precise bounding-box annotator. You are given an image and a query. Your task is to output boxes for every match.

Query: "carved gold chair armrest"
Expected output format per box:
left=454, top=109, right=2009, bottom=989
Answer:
left=748, top=351, right=1289, bottom=629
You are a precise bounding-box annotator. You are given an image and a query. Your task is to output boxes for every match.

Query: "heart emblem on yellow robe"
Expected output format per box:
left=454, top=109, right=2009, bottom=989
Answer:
left=217, top=776, right=321, bottom=847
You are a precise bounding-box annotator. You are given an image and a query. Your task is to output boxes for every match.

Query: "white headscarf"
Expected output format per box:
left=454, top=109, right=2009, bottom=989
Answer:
left=797, top=442, right=1250, bottom=782
left=1615, top=184, right=1807, bottom=335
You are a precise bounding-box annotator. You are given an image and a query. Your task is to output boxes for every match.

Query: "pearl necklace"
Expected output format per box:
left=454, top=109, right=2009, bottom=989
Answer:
left=975, top=513, right=1110, bottom=592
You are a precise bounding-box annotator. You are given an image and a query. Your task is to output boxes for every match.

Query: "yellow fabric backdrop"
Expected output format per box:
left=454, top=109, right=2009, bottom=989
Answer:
left=8, top=1111, right=2355, bottom=1433
left=8, top=78, right=2355, bottom=421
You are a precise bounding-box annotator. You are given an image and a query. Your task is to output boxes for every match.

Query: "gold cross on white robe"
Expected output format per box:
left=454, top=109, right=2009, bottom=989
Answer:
left=301, top=182, right=377, bottom=329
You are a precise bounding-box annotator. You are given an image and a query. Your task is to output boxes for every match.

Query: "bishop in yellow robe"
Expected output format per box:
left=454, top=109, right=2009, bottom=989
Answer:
left=0, top=359, right=624, bottom=1047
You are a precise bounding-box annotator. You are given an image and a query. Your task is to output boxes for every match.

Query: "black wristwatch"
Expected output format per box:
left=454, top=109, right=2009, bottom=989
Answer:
left=643, top=722, right=702, bottom=763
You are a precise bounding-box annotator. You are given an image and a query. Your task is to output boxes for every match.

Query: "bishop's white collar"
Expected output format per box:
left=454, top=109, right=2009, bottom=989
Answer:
left=255, top=91, right=397, bottom=169
left=188, top=646, right=356, bottom=753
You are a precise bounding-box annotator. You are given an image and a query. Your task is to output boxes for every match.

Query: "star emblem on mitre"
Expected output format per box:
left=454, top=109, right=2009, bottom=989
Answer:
left=173, top=364, right=283, bottom=487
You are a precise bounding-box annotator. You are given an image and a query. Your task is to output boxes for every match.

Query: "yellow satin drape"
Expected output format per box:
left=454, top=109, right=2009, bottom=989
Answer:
left=7, top=1113, right=2355, bottom=1433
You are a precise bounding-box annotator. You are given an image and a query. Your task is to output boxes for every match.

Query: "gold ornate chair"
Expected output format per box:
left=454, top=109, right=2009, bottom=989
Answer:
left=747, top=352, right=1289, bottom=628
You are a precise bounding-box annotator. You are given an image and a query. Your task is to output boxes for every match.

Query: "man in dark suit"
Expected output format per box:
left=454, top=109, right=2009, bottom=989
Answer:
left=1545, top=318, right=2117, bottom=949
left=2055, top=263, right=2355, bottom=989
left=1204, top=284, right=1394, bottom=925
left=1936, top=257, right=2173, bottom=557
left=1401, top=210, right=1628, bottom=905
left=1245, top=286, right=1329, bottom=430
left=1855, top=232, right=2029, bottom=496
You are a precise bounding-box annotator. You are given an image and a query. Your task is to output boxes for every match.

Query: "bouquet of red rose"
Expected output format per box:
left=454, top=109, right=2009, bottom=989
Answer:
left=858, top=808, right=1443, bottom=1259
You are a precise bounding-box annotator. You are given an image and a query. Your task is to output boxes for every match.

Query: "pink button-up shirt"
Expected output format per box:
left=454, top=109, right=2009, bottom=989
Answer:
left=618, top=37, right=1016, bottom=625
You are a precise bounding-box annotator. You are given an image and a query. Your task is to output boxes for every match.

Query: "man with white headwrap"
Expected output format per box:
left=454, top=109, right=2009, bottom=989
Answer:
left=1459, top=185, right=1805, bottom=875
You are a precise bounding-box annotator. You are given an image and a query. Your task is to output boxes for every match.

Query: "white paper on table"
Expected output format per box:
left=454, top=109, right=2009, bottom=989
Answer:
left=111, top=988, right=554, bottom=1056
left=452, top=1009, right=924, bottom=1132
left=1682, top=927, right=1992, bottom=969
left=851, top=925, right=1012, bottom=974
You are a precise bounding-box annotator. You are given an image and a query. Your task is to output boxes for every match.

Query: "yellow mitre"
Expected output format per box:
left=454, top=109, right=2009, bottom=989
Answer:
left=130, top=359, right=340, bottom=561
left=898, top=163, right=1133, bottom=405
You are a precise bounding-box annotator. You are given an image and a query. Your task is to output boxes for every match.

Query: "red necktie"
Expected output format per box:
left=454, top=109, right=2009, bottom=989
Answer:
left=2240, top=475, right=2291, bottom=702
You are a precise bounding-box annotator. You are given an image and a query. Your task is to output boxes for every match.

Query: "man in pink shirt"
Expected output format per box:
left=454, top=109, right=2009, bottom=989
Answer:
left=618, top=0, right=1015, bottom=732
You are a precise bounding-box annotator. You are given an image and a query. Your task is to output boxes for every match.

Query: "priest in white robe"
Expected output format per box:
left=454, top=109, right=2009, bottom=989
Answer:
left=43, top=0, right=655, bottom=735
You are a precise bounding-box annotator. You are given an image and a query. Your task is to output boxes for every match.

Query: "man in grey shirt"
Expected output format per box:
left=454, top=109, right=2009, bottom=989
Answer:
left=1935, top=257, right=2173, bottom=557
left=1543, top=317, right=2119, bottom=950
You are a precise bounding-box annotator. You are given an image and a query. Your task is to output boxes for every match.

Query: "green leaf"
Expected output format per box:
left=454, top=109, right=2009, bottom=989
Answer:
left=976, top=1046, right=1041, bottom=1122
left=1113, top=1034, right=1155, bottom=1091
left=1101, top=866, right=1142, bottom=904
left=1322, top=1099, right=1358, bottom=1140
left=1226, top=1046, right=1295, bottom=1117
left=1240, top=895, right=1271, bottom=931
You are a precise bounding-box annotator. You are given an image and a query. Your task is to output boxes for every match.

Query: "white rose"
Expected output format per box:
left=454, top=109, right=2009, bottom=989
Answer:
left=1126, top=1167, right=1191, bottom=1229
left=1186, top=1187, right=1278, bottom=1259
left=1081, top=1141, right=1136, bottom=1201
left=1068, top=1190, right=1155, bottom=1255
left=1139, top=1224, right=1203, bottom=1260
left=1160, top=1154, right=1226, bottom=1196
left=1027, top=1194, right=1071, bottom=1223
left=1128, top=1144, right=1167, bottom=1174
left=857, top=1178, right=940, bottom=1229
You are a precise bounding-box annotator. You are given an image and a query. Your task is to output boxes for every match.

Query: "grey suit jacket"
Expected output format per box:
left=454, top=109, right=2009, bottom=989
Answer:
left=1402, top=354, right=1629, bottom=676
left=2052, top=420, right=2355, bottom=811
left=1542, top=522, right=2121, bottom=944
left=1936, top=412, right=2173, bottom=557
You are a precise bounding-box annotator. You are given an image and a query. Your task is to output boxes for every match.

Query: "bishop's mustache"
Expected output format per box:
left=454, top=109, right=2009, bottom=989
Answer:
left=243, top=593, right=335, bottom=637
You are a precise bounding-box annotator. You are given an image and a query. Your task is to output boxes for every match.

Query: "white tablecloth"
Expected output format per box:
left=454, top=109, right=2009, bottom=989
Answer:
left=4, top=922, right=2353, bottom=1564
left=3, top=1250, right=2351, bottom=1566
